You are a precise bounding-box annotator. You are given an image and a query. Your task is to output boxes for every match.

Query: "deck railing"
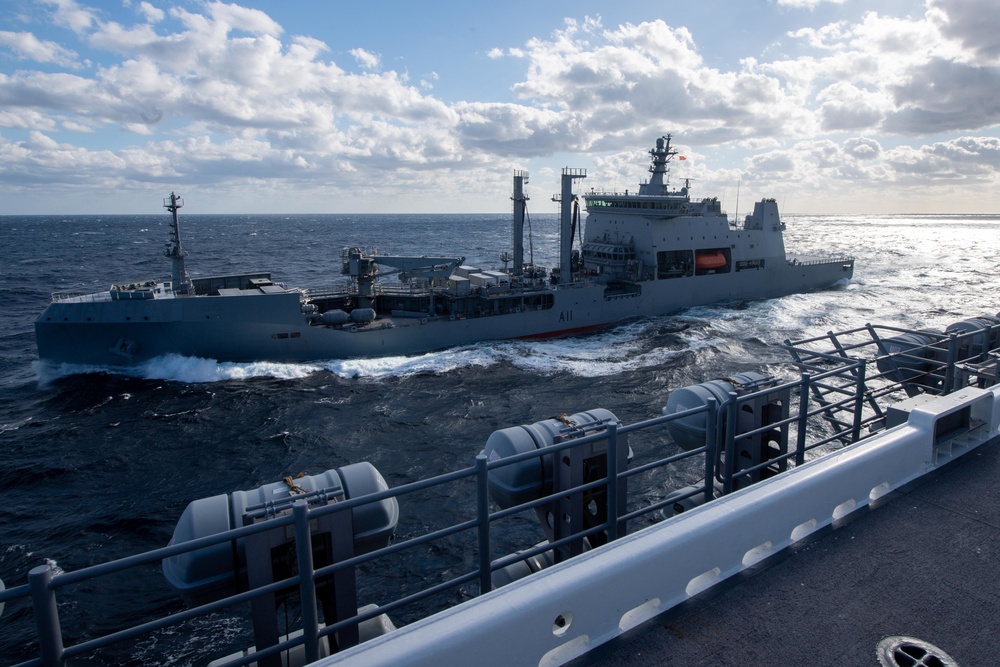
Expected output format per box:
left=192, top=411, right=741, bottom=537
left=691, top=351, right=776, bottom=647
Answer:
left=49, top=291, right=113, bottom=303
left=4, top=320, right=1000, bottom=667
left=786, top=255, right=855, bottom=268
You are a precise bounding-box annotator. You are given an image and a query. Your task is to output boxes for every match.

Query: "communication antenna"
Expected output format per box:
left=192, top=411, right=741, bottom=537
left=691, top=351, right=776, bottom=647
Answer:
left=734, top=179, right=741, bottom=225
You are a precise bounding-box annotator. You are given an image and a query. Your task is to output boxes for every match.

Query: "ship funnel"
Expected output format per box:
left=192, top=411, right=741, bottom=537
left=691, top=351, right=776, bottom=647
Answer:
left=512, top=170, right=529, bottom=277
left=558, top=168, right=587, bottom=285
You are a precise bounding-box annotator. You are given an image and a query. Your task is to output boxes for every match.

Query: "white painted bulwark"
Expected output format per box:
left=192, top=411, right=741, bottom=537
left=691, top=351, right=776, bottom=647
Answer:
left=315, top=386, right=1000, bottom=667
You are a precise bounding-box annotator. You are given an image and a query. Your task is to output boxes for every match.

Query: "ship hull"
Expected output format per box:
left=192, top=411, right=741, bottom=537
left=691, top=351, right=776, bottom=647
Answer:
left=35, top=260, right=851, bottom=367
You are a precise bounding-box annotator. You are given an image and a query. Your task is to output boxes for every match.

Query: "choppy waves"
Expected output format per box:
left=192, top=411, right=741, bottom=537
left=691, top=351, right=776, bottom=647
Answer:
left=32, top=316, right=741, bottom=385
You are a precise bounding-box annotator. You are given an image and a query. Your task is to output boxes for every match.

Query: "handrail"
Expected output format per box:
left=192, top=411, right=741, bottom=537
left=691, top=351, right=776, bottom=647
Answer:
left=786, top=255, right=855, bottom=267
left=5, top=321, right=1000, bottom=667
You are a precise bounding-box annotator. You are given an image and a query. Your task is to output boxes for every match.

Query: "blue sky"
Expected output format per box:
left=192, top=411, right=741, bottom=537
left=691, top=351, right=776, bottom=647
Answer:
left=1, top=0, right=999, bottom=214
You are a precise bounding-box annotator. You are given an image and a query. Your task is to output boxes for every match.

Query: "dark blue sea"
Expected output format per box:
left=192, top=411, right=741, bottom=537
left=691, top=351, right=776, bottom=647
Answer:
left=1, top=209, right=998, bottom=664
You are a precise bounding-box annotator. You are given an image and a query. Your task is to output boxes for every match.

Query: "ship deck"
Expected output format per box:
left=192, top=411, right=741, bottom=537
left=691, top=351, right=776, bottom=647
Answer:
left=575, top=435, right=1000, bottom=667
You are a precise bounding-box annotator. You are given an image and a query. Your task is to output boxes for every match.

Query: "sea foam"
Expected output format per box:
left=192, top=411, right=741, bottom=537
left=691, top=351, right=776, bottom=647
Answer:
left=33, top=316, right=733, bottom=384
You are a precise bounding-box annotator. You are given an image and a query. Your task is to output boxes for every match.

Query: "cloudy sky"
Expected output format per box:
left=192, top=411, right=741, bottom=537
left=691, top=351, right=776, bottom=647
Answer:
left=1, top=0, right=999, bottom=214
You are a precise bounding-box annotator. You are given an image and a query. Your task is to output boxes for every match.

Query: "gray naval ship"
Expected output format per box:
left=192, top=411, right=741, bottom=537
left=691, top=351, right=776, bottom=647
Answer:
left=35, top=136, right=854, bottom=366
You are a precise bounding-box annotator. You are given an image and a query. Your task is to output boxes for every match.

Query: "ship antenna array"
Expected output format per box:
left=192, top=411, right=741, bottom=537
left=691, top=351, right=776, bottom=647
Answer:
left=644, top=134, right=676, bottom=192
left=735, top=179, right=741, bottom=226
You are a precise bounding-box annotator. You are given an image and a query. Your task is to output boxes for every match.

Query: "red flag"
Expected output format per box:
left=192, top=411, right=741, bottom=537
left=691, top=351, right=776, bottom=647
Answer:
left=678, top=155, right=687, bottom=160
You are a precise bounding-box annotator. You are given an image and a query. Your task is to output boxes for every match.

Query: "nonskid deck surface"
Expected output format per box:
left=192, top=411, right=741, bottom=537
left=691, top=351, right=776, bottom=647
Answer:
left=577, top=439, right=1000, bottom=667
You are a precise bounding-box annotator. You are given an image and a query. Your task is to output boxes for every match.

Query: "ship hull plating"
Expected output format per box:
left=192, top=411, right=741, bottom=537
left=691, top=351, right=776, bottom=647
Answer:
left=35, top=260, right=850, bottom=367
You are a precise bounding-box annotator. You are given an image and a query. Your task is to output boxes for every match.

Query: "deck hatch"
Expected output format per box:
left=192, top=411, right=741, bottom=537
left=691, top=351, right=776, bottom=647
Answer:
left=876, top=636, right=958, bottom=667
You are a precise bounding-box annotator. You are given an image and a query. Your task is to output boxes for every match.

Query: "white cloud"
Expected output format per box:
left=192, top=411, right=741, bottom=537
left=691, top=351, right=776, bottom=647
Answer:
left=0, top=108, right=59, bottom=131
left=455, top=101, right=571, bottom=154
left=419, top=71, right=439, bottom=90
left=928, top=0, right=1000, bottom=63
left=0, top=30, right=81, bottom=68
left=734, top=135, right=1000, bottom=204
left=41, top=0, right=98, bottom=34
left=61, top=119, right=95, bottom=132
left=843, top=136, right=882, bottom=160
left=193, top=2, right=283, bottom=37
left=774, top=6, right=1000, bottom=137
left=787, top=22, right=851, bottom=50
left=775, top=0, right=847, bottom=8
left=816, top=81, right=885, bottom=131
left=5, top=6, right=454, bottom=142
left=886, top=59, right=1000, bottom=134
left=504, top=16, right=823, bottom=149
left=137, top=1, right=165, bottom=23
left=2, top=1, right=1000, bottom=214
left=350, top=48, right=380, bottom=70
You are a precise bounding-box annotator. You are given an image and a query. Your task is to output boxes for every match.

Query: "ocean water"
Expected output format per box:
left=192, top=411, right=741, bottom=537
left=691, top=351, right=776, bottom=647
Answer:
left=1, top=210, right=998, bottom=664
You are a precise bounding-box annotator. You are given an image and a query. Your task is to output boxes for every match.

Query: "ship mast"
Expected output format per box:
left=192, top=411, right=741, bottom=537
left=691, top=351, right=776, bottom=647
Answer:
left=163, top=192, right=191, bottom=295
left=639, top=135, right=677, bottom=196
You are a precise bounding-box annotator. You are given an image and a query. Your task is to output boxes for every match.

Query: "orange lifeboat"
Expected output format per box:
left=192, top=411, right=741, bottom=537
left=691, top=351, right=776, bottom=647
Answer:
left=695, top=250, right=727, bottom=271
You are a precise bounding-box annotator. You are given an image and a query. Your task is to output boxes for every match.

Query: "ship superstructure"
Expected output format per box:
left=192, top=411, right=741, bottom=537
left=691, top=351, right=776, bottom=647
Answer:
left=35, top=136, right=854, bottom=367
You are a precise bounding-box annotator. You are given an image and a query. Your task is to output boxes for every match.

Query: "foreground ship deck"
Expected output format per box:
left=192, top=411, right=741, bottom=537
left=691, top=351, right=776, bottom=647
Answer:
left=5, top=316, right=1000, bottom=666
left=579, top=442, right=994, bottom=666
left=34, top=136, right=853, bottom=367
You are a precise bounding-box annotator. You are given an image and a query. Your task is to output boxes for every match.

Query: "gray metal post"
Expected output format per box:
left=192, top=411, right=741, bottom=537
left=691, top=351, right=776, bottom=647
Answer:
left=476, top=454, right=492, bottom=594
left=796, top=373, right=810, bottom=465
left=554, top=437, right=587, bottom=559
left=723, top=391, right=739, bottom=494
left=29, top=564, right=64, bottom=667
left=851, top=363, right=866, bottom=442
left=703, top=397, right=718, bottom=504
left=293, top=501, right=321, bottom=664
left=605, top=422, right=620, bottom=541
left=945, top=333, right=959, bottom=393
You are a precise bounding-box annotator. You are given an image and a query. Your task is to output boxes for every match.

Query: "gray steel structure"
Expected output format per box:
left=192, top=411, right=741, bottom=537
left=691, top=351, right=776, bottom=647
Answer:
left=35, top=136, right=854, bottom=366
